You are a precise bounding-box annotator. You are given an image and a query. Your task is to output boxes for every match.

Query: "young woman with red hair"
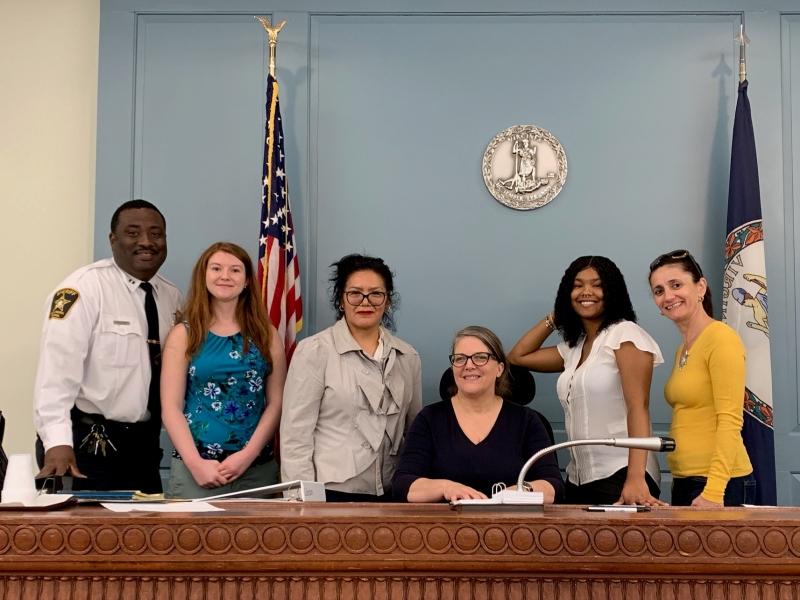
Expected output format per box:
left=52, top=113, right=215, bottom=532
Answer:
left=161, top=242, right=285, bottom=498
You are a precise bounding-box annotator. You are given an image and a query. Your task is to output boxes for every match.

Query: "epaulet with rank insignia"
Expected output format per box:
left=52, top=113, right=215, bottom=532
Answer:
left=49, top=288, right=80, bottom=319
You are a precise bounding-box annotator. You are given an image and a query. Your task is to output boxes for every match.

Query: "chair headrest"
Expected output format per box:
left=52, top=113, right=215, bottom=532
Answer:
left=438, top=364, right=536, bottom=405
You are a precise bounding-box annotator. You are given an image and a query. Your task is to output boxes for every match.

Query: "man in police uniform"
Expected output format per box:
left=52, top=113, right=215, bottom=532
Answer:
left=34, top=199, right=182, bottom=493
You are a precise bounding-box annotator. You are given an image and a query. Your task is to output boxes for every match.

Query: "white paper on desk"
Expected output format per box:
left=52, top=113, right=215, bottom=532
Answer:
left=100, top=501, right=224, bottom=512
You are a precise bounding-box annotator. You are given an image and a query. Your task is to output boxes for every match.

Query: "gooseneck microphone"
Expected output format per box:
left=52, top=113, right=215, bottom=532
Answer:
left=516, top=436, right=676, bottom=489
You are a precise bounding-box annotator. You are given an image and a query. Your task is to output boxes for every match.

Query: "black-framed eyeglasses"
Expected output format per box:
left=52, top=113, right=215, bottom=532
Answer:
left=648, top=249, right=703, bottom=276
left=449, top=352, right=496, bottom=367
left=344, top=290, right=387, bottom=307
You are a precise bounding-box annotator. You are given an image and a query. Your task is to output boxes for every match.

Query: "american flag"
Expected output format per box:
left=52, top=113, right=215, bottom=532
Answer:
left=258, top=73, right=303, bottom=360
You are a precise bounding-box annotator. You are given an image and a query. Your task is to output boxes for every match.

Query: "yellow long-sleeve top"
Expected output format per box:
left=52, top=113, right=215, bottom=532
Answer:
left=664, top=321, right=752, bottom=504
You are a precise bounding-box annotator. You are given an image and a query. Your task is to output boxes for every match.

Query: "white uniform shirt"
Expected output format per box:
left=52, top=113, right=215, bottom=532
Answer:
left=34, top=258, right=182, bottom=450
left=556, top=320, right=663, bottom=486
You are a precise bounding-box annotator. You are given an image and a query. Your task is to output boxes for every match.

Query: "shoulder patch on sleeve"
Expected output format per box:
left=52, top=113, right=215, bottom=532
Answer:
left=49, top=288, right=80, bottom=319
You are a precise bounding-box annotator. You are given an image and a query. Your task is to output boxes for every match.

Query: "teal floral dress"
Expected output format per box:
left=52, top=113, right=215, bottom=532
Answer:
left=180, top=332, right=271, bottom=459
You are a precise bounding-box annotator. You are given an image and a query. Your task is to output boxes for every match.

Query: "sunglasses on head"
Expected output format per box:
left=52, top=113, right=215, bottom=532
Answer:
left=649, top=249, right=703, bottom=276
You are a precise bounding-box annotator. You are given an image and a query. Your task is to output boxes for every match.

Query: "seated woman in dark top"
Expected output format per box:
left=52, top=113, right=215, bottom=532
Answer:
left=392, top=326, right=564, bottom=503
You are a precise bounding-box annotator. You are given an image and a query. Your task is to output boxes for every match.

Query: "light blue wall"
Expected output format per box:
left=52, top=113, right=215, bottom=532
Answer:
left=97, top=0, right=800, bottom=504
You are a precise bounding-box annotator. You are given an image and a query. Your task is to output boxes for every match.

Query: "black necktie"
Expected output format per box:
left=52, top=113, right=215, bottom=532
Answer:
left=140, top=281, right=161, bottom=426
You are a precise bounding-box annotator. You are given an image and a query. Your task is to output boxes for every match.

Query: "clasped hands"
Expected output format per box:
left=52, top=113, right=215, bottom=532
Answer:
left=186, top=449, right=256, bottom=489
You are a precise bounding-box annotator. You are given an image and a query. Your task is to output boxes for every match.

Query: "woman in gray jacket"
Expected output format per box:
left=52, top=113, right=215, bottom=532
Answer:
left=280, top=254, right=422, bottom=501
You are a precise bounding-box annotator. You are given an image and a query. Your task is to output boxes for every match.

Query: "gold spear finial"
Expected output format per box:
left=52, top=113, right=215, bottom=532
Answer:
left=255, top=17, right=286, bottom=77
left=735, top=23, right=750, bottom=84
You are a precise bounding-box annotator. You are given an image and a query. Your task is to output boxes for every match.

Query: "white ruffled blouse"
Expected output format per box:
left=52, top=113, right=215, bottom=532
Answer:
left=556, top=320, right=663, bottom=487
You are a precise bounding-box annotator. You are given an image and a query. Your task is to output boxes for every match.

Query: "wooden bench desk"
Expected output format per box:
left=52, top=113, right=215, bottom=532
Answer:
left=1, top=502, right=799, bottom=599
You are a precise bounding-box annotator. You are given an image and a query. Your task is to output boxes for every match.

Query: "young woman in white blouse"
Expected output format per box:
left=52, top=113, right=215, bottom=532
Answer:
left=508, top=256, right=666, bottom=506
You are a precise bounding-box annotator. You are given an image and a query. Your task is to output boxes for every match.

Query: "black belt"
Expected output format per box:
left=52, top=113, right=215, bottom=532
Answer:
left=71, top=407, right=154, bottom=433
left=173, top=442, right=274, bottom=465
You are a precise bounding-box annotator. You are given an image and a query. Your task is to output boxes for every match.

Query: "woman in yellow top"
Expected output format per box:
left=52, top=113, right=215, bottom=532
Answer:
left=648, top=249, right=754, bottom=507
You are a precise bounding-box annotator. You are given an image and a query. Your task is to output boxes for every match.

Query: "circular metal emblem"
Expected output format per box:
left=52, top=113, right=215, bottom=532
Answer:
left=482, top=124, right=568, bottom=210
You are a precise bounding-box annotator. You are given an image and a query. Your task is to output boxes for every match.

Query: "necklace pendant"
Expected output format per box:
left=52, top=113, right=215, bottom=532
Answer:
left=679, top=349, right=689, bottom=369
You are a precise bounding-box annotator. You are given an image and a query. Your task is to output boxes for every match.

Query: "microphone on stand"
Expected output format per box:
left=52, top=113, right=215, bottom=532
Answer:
left=452, top=437, right=676, bottom=510
left=516, top=436, right=676, bottom=489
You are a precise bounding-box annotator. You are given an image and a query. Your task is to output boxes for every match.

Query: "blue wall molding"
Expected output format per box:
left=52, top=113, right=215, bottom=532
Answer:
left=98, top=1, right=799, bottom=503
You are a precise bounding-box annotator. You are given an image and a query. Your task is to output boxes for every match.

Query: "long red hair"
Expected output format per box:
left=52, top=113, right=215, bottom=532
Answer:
left=180, top=241, right=272, bottom=363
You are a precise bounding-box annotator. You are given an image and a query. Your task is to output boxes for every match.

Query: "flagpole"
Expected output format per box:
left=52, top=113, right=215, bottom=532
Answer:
left=255, top=15, right=304, bottom=362
left=256, top=17, right=286, bottom=78
left=736, top=23, right=749, bottom=84
left=724, top=26, right=777, bottom=504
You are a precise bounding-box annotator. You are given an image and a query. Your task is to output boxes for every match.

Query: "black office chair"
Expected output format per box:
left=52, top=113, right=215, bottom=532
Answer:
left=438, top=364, right=555, bottom=445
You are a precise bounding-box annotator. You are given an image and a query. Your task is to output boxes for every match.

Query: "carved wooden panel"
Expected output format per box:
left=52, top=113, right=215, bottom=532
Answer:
left=1, top=575, right=799, bottom=600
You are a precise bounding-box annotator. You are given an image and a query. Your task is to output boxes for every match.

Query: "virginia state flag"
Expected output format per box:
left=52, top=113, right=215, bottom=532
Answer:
left=722, top=80, right=776, bottom=505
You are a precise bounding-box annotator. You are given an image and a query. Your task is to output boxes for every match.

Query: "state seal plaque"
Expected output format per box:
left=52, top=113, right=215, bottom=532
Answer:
left=482, top=124, right=567, bottom=210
